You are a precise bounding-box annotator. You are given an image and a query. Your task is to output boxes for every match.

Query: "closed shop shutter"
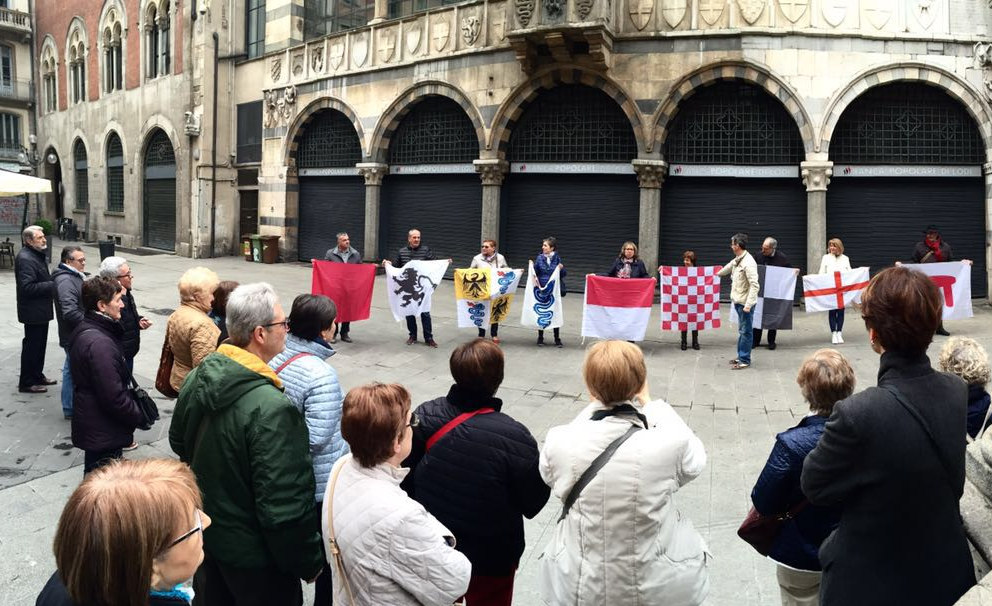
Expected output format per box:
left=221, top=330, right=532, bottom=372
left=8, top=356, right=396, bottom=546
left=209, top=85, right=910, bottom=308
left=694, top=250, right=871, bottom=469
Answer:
left=827, top=177, right=987, bottom=297
left=143, top=178, right=175, bottom=250
left=379, top=174, right=481, bottom=272
left=500, top=174, right=640, bottom=293
left=659, top=177, right=808, bottom=298
left=297, top=176, right=366, bottom=262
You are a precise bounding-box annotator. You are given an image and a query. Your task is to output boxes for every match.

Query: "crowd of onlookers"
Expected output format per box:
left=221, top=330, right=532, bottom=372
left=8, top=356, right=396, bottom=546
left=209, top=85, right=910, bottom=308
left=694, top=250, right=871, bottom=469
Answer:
left=11, top=223, right=992, bottom=606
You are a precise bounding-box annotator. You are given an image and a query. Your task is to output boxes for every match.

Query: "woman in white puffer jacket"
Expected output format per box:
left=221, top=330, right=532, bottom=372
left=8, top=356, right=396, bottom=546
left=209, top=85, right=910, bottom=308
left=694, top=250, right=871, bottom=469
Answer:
left=539, top=340, right=710, bottom=606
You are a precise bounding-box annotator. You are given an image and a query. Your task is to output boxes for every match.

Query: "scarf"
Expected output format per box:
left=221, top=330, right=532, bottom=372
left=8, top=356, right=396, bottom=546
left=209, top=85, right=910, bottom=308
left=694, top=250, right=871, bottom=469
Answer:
left=617, top=259, right=633, bottom=279
left=926, top=237, right=944, bottom=262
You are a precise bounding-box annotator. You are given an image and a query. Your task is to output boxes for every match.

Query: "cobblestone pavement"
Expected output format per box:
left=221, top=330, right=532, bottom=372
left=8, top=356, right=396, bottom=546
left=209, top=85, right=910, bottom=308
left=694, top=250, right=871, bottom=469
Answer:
left=2, top=243, right=990, bottom=606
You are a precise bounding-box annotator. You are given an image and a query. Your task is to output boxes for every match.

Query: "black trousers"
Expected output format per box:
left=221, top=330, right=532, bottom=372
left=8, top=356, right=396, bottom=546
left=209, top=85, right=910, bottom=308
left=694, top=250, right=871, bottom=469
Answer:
left=338, top=322, right=351, bottom=337
left=193, top=553, right=303, bottom=606
left=478, top=323, right=499, bottom=338
left=83, top=449, right=122, bottom=474
left=19, top=322, right=49, bottom=388
left=314, top=501, right=333, bottom=605
left=405, top=312, right=433, bottom=340
left=753, top=328, right=777, bottom=346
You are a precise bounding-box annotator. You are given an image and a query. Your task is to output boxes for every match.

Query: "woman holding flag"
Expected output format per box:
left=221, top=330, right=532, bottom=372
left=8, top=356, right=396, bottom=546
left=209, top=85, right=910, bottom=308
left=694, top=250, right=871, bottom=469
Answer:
left=471, top=239, right=508, bottom=344
left=818, top=238, right=852, bottom=344
left=534, top=237, right=566, bottom=348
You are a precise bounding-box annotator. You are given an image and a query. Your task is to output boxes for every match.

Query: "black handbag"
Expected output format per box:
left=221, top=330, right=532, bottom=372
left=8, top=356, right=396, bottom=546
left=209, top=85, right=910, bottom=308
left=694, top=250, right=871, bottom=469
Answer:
left=129, top=375, right=160, bottom=431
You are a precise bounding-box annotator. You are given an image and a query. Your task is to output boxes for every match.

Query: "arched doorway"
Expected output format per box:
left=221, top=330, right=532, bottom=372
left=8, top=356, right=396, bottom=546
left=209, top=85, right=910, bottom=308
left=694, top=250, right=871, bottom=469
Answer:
left=501, top=84, right=639, bottom=290
left=142, top=129, right=176, bottom=251
left=661, top=80, right=807, bottom=296
left=379, top=95, right=481, bottom=268
left=827, top=82, right=987, bottom=296
left=295, top=109, right=364, bottom=262
left=42, top=147, right=63, bottom=220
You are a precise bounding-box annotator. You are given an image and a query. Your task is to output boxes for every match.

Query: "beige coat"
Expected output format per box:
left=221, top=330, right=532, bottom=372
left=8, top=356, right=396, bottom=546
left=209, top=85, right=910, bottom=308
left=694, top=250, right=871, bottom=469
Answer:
left=718, top=250, right=760, bottom=308
left=166, top=302, right=220, bottom=391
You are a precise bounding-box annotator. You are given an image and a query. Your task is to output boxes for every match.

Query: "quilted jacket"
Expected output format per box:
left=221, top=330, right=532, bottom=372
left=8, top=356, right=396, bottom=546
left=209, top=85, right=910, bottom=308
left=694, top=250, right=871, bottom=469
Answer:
left=323, top=455, right=471, bottom=605
left=270, top=334, right=348, bottom=501
left=402, top=384, right=550, bottom=576
left=169, top=344, right=323, bottom=581
left=166, top=302, right=220, bottom=391
left=534, top=252, right=566, bottom=294
left=749, top=414, right=842, bottom=571
left=539, top=399, right=709, bottom=606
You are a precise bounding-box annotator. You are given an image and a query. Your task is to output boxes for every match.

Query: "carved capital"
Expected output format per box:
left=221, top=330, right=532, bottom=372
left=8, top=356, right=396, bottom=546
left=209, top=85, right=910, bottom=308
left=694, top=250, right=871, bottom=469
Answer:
left=801, top=161, right=833, bottom=192
left=631, top=159, right=667, bottom=189
left=357, top=162, right=389, bottom=186
left=473, top=159, right=508, bottom=186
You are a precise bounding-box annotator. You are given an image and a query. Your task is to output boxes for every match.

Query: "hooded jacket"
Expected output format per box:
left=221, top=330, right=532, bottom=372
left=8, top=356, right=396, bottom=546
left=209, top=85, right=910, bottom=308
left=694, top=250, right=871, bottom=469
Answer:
left=169, top=344, right=323, bottom=581
left=51, top=264, right=85, bottom=347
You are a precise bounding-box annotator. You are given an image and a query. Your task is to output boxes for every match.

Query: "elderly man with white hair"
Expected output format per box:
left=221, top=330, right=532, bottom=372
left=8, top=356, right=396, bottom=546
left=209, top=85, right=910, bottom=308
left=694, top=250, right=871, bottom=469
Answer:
left=15, top=225, right=56, bottom=394
left=169, top=283, right=324, bottom=605
left=99, top=256, right=151, bottom=372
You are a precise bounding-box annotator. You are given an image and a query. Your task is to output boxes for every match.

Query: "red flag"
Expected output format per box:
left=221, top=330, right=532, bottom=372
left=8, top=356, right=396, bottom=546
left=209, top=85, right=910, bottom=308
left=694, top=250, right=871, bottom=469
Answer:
left=311, top=261, right=376, bottom=323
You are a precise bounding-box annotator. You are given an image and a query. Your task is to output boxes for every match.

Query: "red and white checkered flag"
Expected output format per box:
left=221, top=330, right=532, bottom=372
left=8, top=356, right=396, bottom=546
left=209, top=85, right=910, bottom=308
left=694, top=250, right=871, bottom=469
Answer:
left=660, top=266, right=723, bottom=332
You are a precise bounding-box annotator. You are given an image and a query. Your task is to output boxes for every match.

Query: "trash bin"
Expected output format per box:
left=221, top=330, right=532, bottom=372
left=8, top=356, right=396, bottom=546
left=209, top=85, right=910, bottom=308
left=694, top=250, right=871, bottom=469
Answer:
left=250, top=235, right=262, bottom=262
left=260, top=235, right=280, bottom=264
left=99, top=238, right=116, bottom=261
left=241, top=235, right=253, bottom=261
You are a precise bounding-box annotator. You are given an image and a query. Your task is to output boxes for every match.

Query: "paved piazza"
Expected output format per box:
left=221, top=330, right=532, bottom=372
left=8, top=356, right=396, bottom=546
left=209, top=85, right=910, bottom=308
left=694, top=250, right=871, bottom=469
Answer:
left=2, top=244, right=990, bottom=606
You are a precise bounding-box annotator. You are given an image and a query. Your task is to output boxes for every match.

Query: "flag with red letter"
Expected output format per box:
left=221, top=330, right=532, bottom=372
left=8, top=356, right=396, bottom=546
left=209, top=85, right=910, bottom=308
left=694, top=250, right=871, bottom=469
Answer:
left=902, top=262, right=973, bottom=320
left=660, top=266, right=722, bottom=331
left=802, top=267, right=870, bottom=313
left=581, top=276, right=656, bottom=341
left=311, top=260, right=377, bottom=322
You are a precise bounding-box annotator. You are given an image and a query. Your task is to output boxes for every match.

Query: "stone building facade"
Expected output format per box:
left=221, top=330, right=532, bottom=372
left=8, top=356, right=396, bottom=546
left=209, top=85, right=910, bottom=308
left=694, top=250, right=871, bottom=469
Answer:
left=0, top=0, right=38, bottom=175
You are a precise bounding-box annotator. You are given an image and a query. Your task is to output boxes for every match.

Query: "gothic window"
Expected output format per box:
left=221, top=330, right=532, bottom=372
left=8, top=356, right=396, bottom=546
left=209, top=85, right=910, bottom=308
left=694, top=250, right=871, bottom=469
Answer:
left=508, top=85, right=638, bottom=163
left=160, top=1, right=171, bottom=74
left=40, top=39, right=58, bottom=113
left=74, top=140, right=89, bottom=210
left=145, top=3, right=159, bottom=79
left=102, top=7, right=125, bottom=93
left=297, top=110, right=362, bottom=168
left=388, top=96, right=479, bottom=165
left=665, top=81, right=804, bottom=165
left=106, top=133, right=125, bottom=212
left=67, top=25, right=87, bottom=104
left=831, top=83, right=984, bottom=165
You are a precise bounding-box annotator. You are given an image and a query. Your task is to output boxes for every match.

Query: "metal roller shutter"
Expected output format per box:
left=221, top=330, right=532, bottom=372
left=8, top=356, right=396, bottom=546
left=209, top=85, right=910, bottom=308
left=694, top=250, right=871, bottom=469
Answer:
left=297, top=176, right=366, bottom=262
left=500, top=174, right=640, bottom=293
left=143, top=179, right=175, bottom=250
left=827, top=177, right=987, bottom=297
left=659, top=177, right=808, bottom=298
left=379, top=174, right=482, bottom=273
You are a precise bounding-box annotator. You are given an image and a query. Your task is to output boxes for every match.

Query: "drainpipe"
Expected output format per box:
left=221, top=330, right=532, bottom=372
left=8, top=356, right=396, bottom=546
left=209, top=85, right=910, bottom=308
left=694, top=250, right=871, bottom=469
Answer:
left=210, top=31, right=218, bottom=257
left=27, top=0, right=39, bottom=222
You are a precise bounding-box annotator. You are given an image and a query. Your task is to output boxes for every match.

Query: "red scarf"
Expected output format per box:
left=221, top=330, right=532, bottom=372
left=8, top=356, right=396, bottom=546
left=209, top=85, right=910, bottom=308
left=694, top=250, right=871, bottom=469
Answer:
left=926, top=237, right=944, bottom=262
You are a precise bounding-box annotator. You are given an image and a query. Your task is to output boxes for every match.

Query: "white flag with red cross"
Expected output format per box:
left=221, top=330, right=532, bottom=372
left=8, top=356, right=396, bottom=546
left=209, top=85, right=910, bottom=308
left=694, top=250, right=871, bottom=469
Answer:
left=802, top=267, right=870, bottom=313
left=902, top=262, right=974, bottom=320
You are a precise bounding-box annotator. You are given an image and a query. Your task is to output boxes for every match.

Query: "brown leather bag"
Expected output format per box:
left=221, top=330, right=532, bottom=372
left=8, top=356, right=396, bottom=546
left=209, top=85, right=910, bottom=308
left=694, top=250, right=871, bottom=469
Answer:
left=155, top=325, right=179, bottom=399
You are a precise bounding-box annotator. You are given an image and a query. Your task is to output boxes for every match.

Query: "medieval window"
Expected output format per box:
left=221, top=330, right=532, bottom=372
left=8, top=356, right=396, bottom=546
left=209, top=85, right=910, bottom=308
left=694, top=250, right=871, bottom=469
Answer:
left=160, top=1, right=171, bottom=74
left=40, top=39, right=58, bottom=113
left=145, top=2, right=159, bottom=78
left=388, top=96, right=479, bottom=164
left=296, top=109, right=362, bottom=168
left=67, top=25, right=87, bottom=104
left=102, top=7, right=124, bottom=93
left=73, top=140, right=88, bottom=210
left=106, top=133, right=125, bottom=212
left=247, top=0, right=266, bottom=59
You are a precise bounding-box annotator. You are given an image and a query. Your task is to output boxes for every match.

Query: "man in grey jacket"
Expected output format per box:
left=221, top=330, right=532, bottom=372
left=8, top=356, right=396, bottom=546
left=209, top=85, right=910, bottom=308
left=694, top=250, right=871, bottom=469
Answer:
left=51, top=246, right=86, bottom=419
left=324, top=232, right=361, bottom=343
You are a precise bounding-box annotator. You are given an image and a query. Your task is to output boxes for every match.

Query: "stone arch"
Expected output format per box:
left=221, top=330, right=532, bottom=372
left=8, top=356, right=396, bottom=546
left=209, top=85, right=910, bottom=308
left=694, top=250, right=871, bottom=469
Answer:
left=652, top=60, right=815, bottom=155
left=369, top=80, right=486, bottom=163
left=820, top=63, right=992, bottom=160
left=136, top=115, right=180, bottom=168
left=284, top=96, right=366, bottom=167
left=489, top=66, right=645, bottom=159
left=98, top=121, right=129, bottom=164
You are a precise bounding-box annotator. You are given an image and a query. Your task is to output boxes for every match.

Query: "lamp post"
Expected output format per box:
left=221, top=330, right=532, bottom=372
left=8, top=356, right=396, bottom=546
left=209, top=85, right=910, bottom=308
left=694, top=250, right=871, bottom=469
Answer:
left=17, top=142, right=58, bottom=230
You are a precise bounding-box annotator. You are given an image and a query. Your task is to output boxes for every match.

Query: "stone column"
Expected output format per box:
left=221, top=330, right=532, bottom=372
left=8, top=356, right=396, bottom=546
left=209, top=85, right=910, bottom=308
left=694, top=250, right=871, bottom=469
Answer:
left=474, top=159, right=508, bottom=241
left=357, top=162, right=388, bottom=260
left=801, top=160, right=833, bottom=275
left=985, top=163, right=992, bottom=305
left=632, top=159, right=667, bottom=274
left=370, top=0, right=389, bottom=23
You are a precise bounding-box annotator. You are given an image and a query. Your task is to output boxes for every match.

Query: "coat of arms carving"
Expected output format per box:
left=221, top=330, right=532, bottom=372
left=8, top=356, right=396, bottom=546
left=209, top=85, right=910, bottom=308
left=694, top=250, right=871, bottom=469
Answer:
left=912, top=0, right=937, bottom=30
left=737, top=0, right=763, bottom=24
left=576, top=0, right=594, bottom=20
left=862, top=0, right=892, bottom=30
left=821, top=0, right=847, bottom=26
left=491, top=10, right=507, bottom=40
left=778, top=0, right=808, bottom=23
left=378, top=28, right=397, bottom=62
left=433, top=18, right=450, bottom=51
left=661, top=0, right=687, bottom=28
left=515, top=0, right=535, bottom=26
left=628, top=0, right=654, bottom=30
left=291, top=50, right=304, bottom=78
left=329, top=42, right=345, bottom=70
left=270, top=57, right=282, bottom=82
left=406, top=23, right=423, bottom=54
left=352, top=33, right=368, bottom=67
left=462, top=15, right=481, bottom=46
left=310, top=44, right=324, bottom=74
left=698, top=0, right=725, bottom=25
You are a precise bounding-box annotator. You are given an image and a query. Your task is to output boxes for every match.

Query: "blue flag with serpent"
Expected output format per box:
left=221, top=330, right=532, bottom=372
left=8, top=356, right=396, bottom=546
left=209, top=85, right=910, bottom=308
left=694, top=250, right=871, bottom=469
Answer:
left=521, top=261, right=564, bottom=329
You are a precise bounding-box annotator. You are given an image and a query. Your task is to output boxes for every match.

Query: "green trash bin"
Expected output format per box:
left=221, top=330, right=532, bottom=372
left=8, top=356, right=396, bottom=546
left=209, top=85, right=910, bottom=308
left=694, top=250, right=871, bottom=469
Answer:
left=250, top=235, right=262, bottom=262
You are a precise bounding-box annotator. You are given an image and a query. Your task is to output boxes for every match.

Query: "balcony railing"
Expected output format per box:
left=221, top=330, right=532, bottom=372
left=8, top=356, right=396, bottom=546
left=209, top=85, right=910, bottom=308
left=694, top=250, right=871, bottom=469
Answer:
left=0, top=79, right=34, bottom=103
left=0, top=143, right=24, bottom=162
left=0, top=7, right=30, bottom=35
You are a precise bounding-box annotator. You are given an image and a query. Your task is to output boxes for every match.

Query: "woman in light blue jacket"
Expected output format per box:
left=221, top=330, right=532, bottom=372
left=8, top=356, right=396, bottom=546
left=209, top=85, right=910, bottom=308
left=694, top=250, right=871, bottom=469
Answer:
left=269, top=293, right=347, bottom=606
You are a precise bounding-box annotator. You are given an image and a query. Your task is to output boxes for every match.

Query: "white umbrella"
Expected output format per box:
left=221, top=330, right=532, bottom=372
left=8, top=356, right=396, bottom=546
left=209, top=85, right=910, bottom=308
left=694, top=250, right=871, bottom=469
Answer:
left=0, top=169, right=52, bottom=196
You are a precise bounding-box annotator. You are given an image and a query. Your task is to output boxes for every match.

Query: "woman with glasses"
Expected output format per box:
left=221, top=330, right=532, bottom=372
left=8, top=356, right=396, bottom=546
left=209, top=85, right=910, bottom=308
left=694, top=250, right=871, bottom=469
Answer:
left=325, top=383, right=471, bottom=605
left=166, top=267, right=221, bottom=393
left=402, top=338, right=550, bottom=606
left=36, top=458, right=211, bottom=606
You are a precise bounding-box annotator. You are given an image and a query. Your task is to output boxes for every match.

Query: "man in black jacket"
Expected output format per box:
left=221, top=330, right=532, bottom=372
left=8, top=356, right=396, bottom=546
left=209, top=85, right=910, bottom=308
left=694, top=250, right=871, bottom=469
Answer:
left=99, top=256, right=150, bottom=371
left=52, top=246, right=86, bottom=418
left=382, top=228, right=440, bottom=347
left=753, top=236, right=792, bottom=351
left=15, top=225, right=55, bottom=394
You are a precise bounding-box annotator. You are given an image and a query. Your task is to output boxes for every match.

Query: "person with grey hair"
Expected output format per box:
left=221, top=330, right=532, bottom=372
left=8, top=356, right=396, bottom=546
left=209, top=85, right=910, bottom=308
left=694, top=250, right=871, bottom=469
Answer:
left=718, top=233, right=759, bottom=370
left=939, top=336, right=992, bottom=439
left=169, top=283, right=324, bottom=604
left=754, top=236, right=794, bottom=351
left=52, top=245, right=86, bottom=418
left=100, top=256, right=151, bottom=373
left=324, top=231, right=361, bottom=343
left=15, top=225, right=56, bottom=394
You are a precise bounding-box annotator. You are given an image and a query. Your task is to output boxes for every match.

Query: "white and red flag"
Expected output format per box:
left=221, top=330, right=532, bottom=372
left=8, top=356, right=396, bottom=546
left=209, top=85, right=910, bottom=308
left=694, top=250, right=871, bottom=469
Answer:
left=802, top=267, right=870, bottom=313
left=660, top=265, right=722, bottom=331
left=581, top=276, right=656, bottom=341
left=902, top=262, right=973, bottom=320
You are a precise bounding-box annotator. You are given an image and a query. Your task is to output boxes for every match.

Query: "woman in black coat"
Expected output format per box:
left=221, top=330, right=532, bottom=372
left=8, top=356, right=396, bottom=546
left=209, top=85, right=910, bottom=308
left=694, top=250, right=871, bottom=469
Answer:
left=801, top=266, right=975, bottom=606
left=402, top=338, right=551, bottom=606
left=69, top=277, right=145, bottom=474
left=604, top=241, right=649, bottom=279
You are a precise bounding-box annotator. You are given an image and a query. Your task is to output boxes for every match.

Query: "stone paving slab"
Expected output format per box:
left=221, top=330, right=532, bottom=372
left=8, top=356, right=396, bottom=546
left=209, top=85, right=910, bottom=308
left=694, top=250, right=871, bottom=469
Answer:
left=1, top=242, right=991, bottom=605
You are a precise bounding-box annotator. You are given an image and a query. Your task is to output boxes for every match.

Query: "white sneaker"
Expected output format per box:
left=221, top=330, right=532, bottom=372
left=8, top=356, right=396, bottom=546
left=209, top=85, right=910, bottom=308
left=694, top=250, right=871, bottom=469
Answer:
left=836, top=332, right=844, bottom=344
left=831, top=332, right=838, bottom=344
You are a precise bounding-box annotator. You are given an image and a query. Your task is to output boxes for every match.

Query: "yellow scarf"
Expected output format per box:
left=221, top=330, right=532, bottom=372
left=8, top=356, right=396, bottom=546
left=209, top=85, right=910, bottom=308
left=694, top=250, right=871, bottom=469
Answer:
left=216, top=343, right=283, bottom=389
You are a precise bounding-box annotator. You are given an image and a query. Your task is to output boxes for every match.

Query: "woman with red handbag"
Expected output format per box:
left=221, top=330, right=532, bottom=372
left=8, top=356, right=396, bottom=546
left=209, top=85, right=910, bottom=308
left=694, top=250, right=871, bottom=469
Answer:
left=747, top=349, right=852, bottom=605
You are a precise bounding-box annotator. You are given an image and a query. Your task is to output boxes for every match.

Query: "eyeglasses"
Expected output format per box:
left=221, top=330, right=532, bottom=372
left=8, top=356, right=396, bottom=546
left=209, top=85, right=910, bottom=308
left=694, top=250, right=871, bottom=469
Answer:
left=165, top=510, right=203, bottom=551
left=118, top=272, right=132, bottom=278
left=406, top=411, right=420, bottom=428
left=71, top=257, right=86, bottom=263
left=263, top=320, right=289, bottom=330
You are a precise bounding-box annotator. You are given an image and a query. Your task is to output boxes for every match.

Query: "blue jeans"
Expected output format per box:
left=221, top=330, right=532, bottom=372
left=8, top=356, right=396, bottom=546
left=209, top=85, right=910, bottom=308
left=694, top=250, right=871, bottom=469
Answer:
left=735, top=303, right=754, bottom=365
left=828, top=309, right=845, bottom=332
left=61, top=347, right=73, bottom=417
